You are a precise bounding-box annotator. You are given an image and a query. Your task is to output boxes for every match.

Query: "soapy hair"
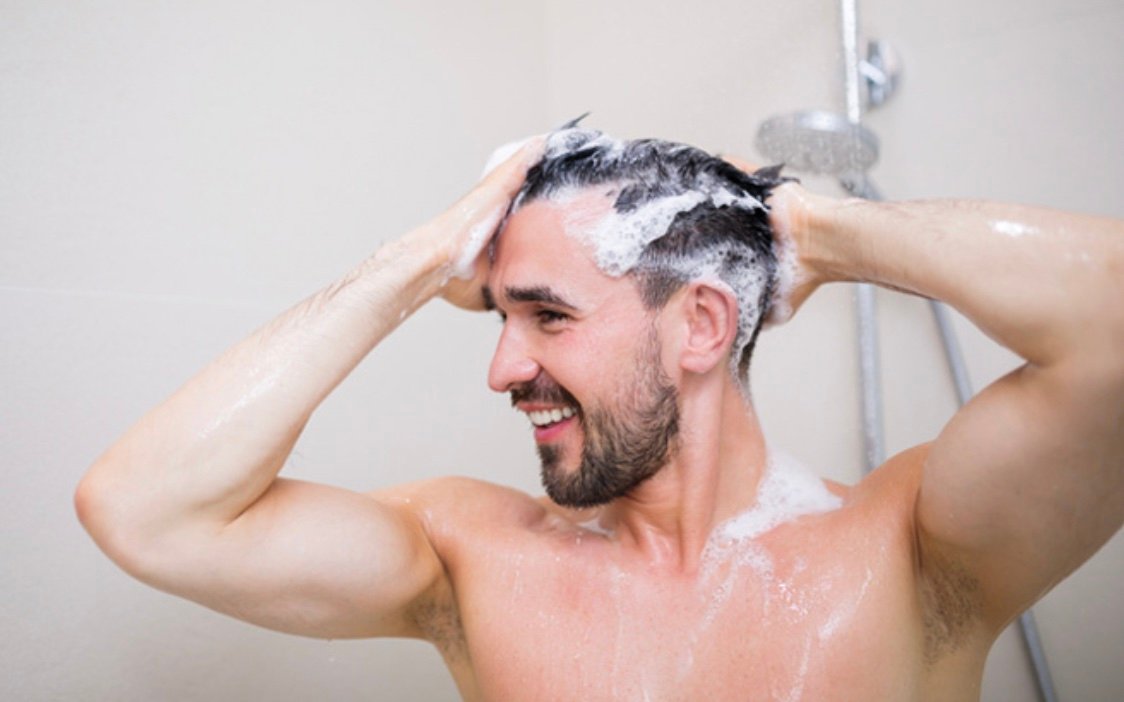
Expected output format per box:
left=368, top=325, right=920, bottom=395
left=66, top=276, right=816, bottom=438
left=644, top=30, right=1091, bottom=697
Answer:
left=512, top=128, right=790, bottom=382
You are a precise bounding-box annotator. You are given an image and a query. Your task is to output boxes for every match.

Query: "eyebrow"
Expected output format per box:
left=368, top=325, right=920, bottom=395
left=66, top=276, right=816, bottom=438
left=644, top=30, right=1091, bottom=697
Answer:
left=507, top=285, right=578, bottom=308
left=482, top=284, right=579, bottom=312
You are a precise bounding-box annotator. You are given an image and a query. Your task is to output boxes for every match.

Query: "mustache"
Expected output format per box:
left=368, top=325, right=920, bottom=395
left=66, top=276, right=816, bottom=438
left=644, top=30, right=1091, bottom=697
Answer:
left=510, top=374, right=581, bottom=410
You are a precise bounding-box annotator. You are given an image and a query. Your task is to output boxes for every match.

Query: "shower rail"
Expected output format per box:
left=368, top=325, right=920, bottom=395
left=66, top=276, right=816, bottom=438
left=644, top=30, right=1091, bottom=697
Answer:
left=836, top=4, right=1059, bottom=699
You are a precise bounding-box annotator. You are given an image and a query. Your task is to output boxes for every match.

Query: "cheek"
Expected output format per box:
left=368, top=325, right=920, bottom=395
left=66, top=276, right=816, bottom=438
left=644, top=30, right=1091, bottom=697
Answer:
left=534, top=334, right=610, bottom=399
left=567, top=332, right=644, bottom=390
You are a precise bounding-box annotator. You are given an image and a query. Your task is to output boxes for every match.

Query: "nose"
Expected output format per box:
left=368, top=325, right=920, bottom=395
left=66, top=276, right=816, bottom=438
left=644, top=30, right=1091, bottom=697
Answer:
left=488, top=324, right=541, bottom=393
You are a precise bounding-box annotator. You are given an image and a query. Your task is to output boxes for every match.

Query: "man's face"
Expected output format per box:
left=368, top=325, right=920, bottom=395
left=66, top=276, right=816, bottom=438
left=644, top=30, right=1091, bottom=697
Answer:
left=485, top=191, right=680, bottom=508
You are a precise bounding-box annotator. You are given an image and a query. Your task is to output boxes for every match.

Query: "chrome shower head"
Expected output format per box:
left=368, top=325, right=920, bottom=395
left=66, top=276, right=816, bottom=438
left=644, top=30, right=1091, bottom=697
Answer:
left=755, top=110, right=879, bottom=176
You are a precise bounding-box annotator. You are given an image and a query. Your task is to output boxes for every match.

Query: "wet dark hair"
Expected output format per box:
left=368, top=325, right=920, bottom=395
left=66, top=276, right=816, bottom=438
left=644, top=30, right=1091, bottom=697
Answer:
left=512, top=128, right=791, bottom=380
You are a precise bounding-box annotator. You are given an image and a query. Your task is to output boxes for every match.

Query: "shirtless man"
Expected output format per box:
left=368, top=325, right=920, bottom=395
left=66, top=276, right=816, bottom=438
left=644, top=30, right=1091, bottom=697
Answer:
left=76, top=128, right=1124, bottom=701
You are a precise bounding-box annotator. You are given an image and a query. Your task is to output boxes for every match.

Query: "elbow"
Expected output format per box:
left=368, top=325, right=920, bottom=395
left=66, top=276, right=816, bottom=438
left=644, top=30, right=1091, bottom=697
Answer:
left=74, top=474, right=95, bottom=537
left=74, top=462, right=160, bottom=581
left=74, top=464, right=111, bottom=543
left=74, top=465, right=128, bottom=565
left=75, top=458, right=216, bottom=593
left=1049, top=285, right=1124, bottom=378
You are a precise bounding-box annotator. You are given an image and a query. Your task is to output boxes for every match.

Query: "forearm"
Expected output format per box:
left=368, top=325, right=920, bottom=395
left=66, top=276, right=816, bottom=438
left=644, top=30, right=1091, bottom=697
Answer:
left=78, top=226, right=450, bottom=538
left=793, top=195, right=1124, bottom=620
left=76, top=138, right=539, bottom=575
left=805, top=196, right=1124, bottom=367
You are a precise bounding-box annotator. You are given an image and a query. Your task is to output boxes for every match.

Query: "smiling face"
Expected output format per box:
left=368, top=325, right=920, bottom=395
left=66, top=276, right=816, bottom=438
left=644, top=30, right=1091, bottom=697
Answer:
left=485, top=191, right=681, bottom=508
left=508, top=128, right=787, bottom=387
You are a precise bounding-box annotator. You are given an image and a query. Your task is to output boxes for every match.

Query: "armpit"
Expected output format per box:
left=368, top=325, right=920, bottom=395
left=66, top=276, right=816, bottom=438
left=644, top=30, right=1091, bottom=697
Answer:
left=410, top=584, right=468, bottom=663
left=919, top=547, right=984, bottom=664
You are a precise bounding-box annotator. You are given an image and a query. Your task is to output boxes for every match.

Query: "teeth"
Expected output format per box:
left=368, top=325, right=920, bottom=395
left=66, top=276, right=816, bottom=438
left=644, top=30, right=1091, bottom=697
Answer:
left=527, top=407, right=577, bottom=427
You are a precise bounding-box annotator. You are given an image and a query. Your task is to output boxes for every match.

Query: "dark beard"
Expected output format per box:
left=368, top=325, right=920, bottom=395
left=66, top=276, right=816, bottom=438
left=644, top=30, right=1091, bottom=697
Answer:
left=530, top=336, right=680, bottom=509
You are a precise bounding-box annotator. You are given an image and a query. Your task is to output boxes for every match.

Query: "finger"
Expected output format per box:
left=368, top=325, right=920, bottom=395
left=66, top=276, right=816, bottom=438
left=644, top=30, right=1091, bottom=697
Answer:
left=456, top=136, right=545, bottom=226
left=480, top=135, right=547, bottom=188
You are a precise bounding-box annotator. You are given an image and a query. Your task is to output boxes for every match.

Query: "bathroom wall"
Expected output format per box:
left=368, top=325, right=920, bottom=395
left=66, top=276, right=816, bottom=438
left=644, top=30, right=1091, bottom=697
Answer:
left=2, top=1, right=1120, bottom=699
left=2, top=2, right=545, bottom=700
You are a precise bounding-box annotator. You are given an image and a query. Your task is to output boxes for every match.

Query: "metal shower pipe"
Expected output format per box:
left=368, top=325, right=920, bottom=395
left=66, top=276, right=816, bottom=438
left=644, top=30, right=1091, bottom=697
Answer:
left=836, top=2, right=1058, bottom=699
left=838, top=0, right=884, bottom=472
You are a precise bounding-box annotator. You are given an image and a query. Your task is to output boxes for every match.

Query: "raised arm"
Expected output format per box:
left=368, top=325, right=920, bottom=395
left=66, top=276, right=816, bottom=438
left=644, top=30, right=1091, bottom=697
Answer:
left=74, top=141, right=541, bottom=639
left=773, top=187, right=1124, bottom=627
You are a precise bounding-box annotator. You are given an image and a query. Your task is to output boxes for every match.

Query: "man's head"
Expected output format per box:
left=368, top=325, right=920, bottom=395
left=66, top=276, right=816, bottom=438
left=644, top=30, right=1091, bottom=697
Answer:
left=508, top=127, right=789, bottom=381
left=484, top=127, right=788, bottom=508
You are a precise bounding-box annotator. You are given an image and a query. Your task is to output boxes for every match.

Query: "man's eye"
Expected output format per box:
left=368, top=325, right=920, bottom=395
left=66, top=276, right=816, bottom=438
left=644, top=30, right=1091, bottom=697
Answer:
left=536, top=310, right=569, bottom=325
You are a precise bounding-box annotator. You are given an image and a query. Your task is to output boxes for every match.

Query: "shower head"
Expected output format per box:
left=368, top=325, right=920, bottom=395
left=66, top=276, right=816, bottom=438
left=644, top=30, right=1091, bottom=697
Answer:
left=755, top=110, right=879, bottom=176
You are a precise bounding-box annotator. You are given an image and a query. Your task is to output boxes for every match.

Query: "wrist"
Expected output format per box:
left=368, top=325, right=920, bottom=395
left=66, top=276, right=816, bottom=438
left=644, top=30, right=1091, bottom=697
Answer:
left=803, top=193, right=866, bottom=284
left=345, top=226, right=454, bottom=313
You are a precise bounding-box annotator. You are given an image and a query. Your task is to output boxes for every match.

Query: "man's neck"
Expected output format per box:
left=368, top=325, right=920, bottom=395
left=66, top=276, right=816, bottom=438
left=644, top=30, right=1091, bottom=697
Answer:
left=600, top=377, right=768, bottom=574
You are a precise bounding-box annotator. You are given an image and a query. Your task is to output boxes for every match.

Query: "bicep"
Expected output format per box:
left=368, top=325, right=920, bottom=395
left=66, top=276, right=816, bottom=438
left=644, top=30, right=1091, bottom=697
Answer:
left=141, top=478, right=447, bottom=640
left=917, top=359, right=1124, bottom=624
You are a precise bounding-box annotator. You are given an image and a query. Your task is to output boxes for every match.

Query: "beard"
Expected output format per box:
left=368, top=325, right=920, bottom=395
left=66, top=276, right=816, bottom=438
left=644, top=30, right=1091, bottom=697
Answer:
left=512, top=330, right=680, bottom=509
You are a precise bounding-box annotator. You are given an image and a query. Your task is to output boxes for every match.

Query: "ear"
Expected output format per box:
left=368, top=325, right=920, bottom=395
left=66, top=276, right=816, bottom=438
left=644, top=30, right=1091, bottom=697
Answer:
left=677, top=281, right=738, bottom=375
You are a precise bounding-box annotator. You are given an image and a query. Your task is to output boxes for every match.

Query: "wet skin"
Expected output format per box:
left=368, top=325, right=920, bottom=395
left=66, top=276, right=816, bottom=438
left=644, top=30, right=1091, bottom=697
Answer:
left=76, top=142, right=1124, bottom=702
left=381, top=449, right=988, bottom=702
left=379, top=198, right=992, bottom=701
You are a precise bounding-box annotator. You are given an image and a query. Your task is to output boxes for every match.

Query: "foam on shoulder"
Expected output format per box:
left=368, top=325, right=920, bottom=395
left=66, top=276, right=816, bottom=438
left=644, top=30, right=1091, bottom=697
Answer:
left=718, top=450, right=842, bottom=542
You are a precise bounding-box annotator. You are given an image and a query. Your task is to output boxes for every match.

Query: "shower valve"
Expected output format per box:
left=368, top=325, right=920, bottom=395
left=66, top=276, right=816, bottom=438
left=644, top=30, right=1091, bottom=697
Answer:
left=861, top=40, right=902, bottom=110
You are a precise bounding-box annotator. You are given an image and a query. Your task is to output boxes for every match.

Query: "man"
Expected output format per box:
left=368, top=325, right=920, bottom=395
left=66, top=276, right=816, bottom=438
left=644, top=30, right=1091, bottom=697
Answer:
left=76, top=127, right=1124, bottom=701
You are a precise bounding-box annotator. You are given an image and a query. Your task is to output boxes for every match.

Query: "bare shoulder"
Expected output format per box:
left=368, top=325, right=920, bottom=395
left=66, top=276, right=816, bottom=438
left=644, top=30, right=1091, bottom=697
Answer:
left=368, top=476, right=550, bottom=552
left=848, top=443, right=930, bottom=510
left=364, top=477, right=548, bottom=662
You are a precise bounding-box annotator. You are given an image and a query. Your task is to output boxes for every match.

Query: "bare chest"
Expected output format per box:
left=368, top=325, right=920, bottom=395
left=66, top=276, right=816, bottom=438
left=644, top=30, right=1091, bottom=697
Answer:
left=452, top=523, right=924, bottom=702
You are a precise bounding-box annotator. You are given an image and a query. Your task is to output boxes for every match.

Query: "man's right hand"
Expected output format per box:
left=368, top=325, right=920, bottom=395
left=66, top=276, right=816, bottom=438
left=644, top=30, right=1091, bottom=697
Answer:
left=435, top=137, right=544, bottom=311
